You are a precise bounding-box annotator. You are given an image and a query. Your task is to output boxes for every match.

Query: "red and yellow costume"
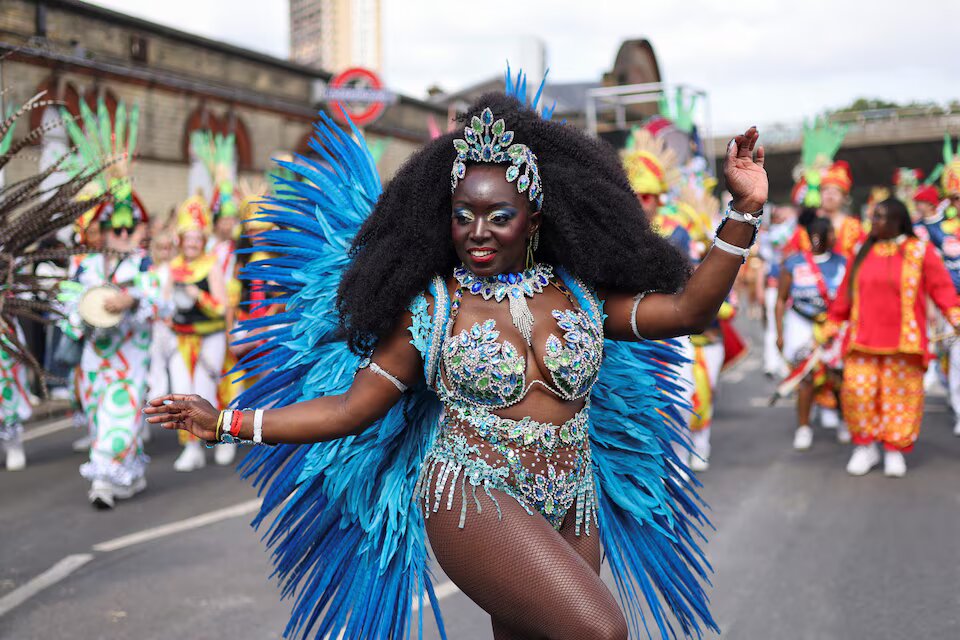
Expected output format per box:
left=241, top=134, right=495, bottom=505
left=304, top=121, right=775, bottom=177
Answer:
left=826, top=236, right=960, bottom=450
left=169, top=196, right=227, bottom=452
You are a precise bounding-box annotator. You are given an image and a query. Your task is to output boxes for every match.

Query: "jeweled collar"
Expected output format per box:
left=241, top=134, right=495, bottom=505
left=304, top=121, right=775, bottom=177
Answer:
left=454, top=263, right=553, bottom=301
left=453, top=263, right=554, bottom=345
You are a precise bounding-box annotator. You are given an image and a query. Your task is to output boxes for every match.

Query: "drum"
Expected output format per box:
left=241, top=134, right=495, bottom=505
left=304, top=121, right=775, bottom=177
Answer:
left=78, top=285, right=123, bottom=329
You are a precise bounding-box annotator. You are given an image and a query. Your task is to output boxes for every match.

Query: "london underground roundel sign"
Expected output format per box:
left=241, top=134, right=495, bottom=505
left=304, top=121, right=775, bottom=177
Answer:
left=323, top=67, right=396, bottom=127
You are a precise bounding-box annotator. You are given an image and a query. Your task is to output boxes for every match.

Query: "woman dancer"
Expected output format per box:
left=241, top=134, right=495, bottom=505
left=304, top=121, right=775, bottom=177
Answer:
left=776, top=217, right=847, bottom=450
left=147, top=92, right=767, bottom=639
left=167, top=196, right=231, bottom=470
left=825, top=198, right=960, bottom=476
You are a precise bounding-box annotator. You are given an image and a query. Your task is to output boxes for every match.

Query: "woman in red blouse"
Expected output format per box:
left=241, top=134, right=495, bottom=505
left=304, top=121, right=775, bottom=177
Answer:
left=826, top=199, right=960, bottom=477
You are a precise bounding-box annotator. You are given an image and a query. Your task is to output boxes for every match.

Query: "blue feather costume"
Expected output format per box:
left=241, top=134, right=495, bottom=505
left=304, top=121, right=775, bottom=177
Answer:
left=232, top=72, right=718, bottom=639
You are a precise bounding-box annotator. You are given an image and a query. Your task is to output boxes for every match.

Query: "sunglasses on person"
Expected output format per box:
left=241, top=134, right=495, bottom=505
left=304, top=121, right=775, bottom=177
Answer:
left=101, top=225, right=136, bottom=237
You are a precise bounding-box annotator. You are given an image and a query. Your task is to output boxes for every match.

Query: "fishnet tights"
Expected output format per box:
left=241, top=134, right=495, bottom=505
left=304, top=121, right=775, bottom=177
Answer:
left=423, top=468, right=627, bottom=640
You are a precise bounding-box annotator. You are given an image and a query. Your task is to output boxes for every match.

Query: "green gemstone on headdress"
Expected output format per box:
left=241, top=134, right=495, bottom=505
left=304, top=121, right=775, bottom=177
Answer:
left=507, top=144, right=524, bottom=159
left=505, top=165, right=519, bottom=182
left=453, top=139, right=468, bottom=153
left=471, top=116, right=484, bottom=134
left=517, top=174, right=530, bottom=191
left=492, top=119, right=505, bottom=136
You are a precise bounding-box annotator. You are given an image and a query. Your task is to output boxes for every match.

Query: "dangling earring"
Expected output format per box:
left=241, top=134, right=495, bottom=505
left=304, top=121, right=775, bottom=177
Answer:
left=526, top=229, right=540, bottom=269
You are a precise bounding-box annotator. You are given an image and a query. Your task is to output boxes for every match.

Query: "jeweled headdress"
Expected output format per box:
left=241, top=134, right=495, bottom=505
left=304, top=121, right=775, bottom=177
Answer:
left=451, top=107, right=543, bottom=209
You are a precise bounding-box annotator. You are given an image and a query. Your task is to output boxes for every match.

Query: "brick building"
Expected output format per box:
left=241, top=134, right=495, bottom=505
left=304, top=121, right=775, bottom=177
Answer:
left=0, top=0, right=442, bottom=219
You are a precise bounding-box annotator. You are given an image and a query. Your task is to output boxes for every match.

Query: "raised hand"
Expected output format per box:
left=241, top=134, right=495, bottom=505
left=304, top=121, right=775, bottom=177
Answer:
left=144, top=394, right=219, bottom=441
left=724, top=126, right=768, bottom=213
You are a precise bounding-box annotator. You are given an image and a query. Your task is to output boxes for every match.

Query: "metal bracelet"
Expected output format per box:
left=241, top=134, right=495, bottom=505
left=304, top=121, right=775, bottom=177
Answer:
left=630, top=290, right=655, bottom=340
left=361, top=360, right=409, bottom=393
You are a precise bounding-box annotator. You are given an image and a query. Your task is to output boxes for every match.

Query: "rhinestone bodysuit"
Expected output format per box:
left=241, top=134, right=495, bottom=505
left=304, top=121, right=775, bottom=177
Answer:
left=415, top=267, right=603, bottom=533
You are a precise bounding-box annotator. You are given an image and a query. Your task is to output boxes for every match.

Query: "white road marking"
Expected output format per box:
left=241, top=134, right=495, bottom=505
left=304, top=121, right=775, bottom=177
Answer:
left=22, top=418, right=73, bottom=442
left=411, top=580, right=461, bottom=611
left=92, top=498, right=263, bottom=552
left=1, top=499, right=265, bottom=618
left=0, top=553, right=93, bottom=618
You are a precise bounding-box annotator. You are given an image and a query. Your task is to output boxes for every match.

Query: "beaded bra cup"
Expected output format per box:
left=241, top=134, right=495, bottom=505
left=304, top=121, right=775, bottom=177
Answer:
left=439, top=266, right=604, bottom=410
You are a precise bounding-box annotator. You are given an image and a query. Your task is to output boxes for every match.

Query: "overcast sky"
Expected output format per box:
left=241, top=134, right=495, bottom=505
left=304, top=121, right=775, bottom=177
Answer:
left=89, top=0, right=959, bottom=134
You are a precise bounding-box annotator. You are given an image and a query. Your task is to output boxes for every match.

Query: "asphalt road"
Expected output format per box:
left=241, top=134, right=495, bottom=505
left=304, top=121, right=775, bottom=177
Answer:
left=3, top=323, right=960, bottom=640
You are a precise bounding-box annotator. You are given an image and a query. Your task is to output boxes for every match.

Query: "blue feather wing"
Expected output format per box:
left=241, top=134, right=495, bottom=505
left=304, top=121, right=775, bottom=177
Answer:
left=233, top=112, right=447, bottom=639
left=591, top=338, right=718, bottom=639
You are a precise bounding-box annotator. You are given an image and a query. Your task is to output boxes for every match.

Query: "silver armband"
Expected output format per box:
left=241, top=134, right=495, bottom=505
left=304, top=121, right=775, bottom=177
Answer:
left=630, top=290, right=655, bottom=340
left=359, top=358, right=409, bottom=393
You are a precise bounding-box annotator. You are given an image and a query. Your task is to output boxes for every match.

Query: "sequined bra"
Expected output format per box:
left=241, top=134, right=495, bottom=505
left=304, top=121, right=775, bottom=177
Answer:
left=439, top=275, right=604, bottom=410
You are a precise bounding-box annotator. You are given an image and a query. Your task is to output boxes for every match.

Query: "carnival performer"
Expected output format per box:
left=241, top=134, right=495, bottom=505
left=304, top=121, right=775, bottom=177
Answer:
left=825, top=199, right=960, bottom=477
left=62, top=196, right=158, bottom=508
left=776, top=217, right=847, bottom=450
left=787, top=118, right=864, bottom=260
left=0, top=119, right=32, bottom=471
left=1, top=93, right=108, bottom=474
left=57, top=96, right=160, bottom=508
left=167, top=195, right=231, bottom=470
left=758, top=204, right=795, bottom=377
left=147, top=82, right=767, bottom=639
left=920, top=154, right=960, bottom=434
left=144, top=224, right=177, bottom=439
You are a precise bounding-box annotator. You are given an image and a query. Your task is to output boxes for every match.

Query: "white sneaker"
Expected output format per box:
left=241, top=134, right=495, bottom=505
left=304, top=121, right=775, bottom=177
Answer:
left=113, top=476, right=147, bottom=500
left=689, top=428, right=711, bottom=472
left=5, top=442, right=26, bottom=471
left=883, top=450, right=907, bottom=478
left=173, top=442, right=206, bottom=472
left=836, top=423, right=851, bottom=444
left=846, top=444, right=881, bottom=476
left=89, top=479, right=115, bottom=510
left=793, top=425, right=814, bottom=450
left=213, top=443, right=237, bottom=466
left=820, top=408, right=840, bottom=429
left=71, top=434, right=93, bottom=453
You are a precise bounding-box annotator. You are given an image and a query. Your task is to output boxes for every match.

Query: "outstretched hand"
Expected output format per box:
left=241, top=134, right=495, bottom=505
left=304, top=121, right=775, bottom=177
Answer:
left=724, top=126, right=768, bottom=213
left=144, top=394, right=219, bottom=442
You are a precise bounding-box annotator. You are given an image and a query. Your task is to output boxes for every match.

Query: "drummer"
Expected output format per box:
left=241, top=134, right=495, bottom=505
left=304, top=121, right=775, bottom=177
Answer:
left=166, top=195, right=231, bottom=471
left=60, top=185, right=160, bottom=509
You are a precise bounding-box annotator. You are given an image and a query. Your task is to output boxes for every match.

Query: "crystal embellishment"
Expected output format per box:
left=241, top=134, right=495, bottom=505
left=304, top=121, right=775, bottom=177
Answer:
left=451, top=106, right=544, bottom=210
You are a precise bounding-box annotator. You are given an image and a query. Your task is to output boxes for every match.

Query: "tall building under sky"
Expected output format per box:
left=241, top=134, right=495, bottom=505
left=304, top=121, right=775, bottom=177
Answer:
left=289, top=0, right=382, bottom=73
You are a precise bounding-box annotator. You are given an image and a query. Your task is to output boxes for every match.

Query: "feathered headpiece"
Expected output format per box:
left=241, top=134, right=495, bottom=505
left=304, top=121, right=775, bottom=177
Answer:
left=62, top=96, right=147, bottom=228
left=1, top=92, right=108, bottom=385
left=190, top=130, right=238, bottom=219
left=621, top=127, right=681, bottom=196
left=791, top=117, right=849, bottom=206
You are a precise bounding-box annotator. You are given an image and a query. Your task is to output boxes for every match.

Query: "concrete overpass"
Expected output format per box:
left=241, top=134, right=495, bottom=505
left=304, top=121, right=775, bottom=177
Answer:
left=709, top=110, right=960, bottom=207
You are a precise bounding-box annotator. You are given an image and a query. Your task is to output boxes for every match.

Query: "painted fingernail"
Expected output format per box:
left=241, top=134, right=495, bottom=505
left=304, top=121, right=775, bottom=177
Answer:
left=163, top=399, right=172, bottom=405
left=728, top=139, right=736, bottom=149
